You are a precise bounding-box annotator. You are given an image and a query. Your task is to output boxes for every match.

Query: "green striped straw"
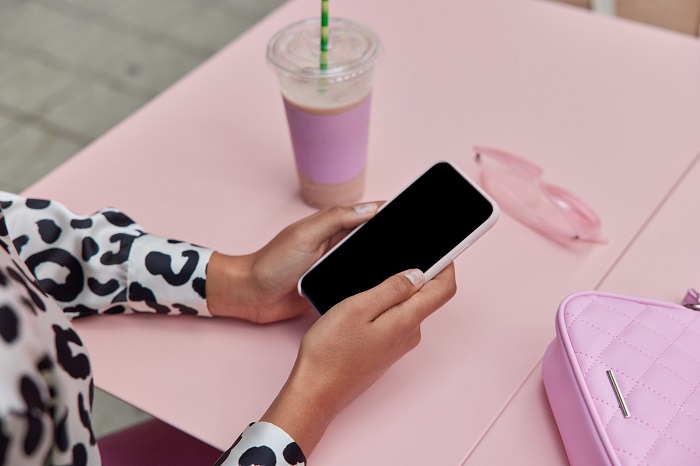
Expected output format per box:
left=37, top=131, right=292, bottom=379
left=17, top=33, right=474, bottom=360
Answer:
left=320, top=0, right=329, bottom=70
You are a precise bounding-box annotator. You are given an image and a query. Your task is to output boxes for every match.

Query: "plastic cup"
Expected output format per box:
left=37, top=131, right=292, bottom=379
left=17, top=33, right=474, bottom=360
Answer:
left=267, top=18, right=381, bottom=208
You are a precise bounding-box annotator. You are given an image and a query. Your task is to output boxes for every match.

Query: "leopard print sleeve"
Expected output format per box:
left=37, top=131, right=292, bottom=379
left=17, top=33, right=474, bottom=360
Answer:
left=0, top=192, right=212, bottom=319
left=1, top=201, right=100, bottom=465
left=0, top=193, right=307, bottom=466
left=214, top=422, right=306, bottom=466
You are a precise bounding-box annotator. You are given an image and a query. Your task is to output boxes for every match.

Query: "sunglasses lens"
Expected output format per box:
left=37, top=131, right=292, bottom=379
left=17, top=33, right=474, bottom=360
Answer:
left=478, top=154, right=539, bottom=202
left=475, top=148, right=605, bottom=244
left=543, top=184, right=602, bottom=239
left=482, top=176, right=575, bottom=240
left=481, top=178, right=603, bottom=244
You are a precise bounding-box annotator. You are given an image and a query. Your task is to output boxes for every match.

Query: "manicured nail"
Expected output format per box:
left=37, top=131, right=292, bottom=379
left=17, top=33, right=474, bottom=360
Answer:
left=404, top=269, right=424, bottom=286
left=353, top=203, right=376, bottom=215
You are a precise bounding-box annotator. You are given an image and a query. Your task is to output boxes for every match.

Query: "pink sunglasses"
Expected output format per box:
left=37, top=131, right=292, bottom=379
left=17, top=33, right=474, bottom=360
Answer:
left=474, top=146, right=607, bottom=245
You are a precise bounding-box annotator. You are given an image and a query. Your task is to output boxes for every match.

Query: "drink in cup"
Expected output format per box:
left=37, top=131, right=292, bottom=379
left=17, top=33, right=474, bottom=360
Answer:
left=267, top=18, right=381, bottom=208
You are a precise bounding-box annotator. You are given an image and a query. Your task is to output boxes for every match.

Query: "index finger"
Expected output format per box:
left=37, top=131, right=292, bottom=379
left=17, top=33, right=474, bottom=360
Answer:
left=300, top=203, right=379, bottom=245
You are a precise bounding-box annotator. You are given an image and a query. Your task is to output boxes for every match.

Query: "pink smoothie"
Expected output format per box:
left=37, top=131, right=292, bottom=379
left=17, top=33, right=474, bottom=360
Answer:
left=283, top=94, right=372, bottom=207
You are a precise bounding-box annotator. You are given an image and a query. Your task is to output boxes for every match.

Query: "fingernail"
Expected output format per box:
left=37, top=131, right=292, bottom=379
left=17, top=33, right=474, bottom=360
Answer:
left=353, top=203, right=376, bottom=215
left=404, top=269, right=424, bottom=286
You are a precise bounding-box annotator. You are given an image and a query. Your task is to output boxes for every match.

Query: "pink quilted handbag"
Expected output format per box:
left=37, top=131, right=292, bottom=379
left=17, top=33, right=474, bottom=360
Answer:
left=542, top=290, right=700, bottom=466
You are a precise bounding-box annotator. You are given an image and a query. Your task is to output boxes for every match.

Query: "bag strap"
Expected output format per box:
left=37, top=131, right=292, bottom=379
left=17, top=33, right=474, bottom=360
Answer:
left=683, top=288, right=700, bottom=311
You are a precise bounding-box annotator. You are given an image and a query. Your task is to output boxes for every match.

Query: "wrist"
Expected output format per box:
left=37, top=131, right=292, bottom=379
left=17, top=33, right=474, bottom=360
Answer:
left=206, top=252, right=258, bottom=320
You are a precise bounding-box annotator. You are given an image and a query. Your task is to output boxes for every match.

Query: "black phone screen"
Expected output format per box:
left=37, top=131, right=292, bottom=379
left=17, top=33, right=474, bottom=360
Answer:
left=300, top=162, right=495, bottom=314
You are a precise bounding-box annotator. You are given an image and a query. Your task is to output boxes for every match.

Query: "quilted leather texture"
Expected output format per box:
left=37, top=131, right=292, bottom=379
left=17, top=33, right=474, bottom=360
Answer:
left=563, top=294, right=700, bottom=465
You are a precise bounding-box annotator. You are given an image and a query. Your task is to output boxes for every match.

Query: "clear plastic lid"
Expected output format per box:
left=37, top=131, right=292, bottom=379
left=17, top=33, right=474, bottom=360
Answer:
left=267, top=17, right=381, bottom=84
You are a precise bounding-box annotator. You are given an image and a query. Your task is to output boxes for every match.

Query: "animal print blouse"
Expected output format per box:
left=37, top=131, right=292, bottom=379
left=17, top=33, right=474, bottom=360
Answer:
left=0, top=192, right=305, bottom=465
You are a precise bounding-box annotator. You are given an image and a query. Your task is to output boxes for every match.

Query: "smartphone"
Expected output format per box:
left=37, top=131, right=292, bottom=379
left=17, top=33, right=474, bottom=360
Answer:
left=298, top=161, right=499, bottom=314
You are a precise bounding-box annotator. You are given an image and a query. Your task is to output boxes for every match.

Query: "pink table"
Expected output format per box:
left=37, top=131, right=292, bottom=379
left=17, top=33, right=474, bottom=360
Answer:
left=24, top=0, right=700, bottom=464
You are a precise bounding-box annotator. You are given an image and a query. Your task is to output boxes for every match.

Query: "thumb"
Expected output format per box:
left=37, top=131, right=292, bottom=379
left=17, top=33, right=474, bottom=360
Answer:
left=348, top=269, right=425, bottom=321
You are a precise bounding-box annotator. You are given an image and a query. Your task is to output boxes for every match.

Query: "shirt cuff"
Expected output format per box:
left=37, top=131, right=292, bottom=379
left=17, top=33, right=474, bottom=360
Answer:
left=216, top=422, right=306, bottom=466
left=127, top=234, right=213, bottom=316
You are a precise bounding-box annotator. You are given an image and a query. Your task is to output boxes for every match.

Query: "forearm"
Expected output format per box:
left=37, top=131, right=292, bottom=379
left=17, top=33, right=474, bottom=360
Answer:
left=259, top=361, right=337, bottom=457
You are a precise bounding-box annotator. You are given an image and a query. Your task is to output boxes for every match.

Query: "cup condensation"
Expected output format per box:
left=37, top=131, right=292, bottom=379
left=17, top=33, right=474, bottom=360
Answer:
left=267, top=18, right=381, bottom=208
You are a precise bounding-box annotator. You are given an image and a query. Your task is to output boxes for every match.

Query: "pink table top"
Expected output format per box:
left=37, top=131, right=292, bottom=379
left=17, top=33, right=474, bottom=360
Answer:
left=23, top=0, right=700, bottom=464
left=466, top=153, right=700, bottom=465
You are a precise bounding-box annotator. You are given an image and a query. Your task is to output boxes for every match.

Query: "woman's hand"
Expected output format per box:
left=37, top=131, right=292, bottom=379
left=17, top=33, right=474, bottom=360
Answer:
left=206, top=203, right=378, bottom=322
left=260, top=264, right=457, bottom=455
